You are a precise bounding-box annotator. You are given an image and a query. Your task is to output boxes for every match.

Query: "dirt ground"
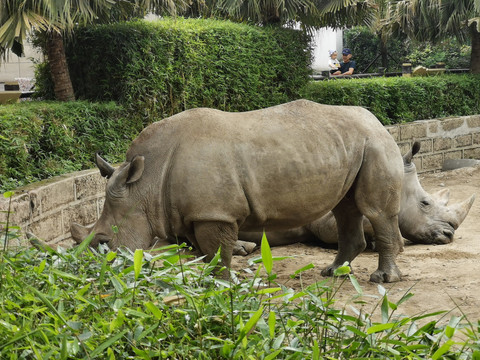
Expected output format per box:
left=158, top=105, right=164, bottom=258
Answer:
left=231, top=165, right=480, bottom=323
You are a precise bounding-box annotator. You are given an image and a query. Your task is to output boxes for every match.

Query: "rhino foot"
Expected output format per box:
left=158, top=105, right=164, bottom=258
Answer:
left=233, top=240, right=258, bottom=256
left=369, top=266, right=402, bottom=283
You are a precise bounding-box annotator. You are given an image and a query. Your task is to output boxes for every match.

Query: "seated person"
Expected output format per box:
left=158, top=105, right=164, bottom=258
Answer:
left=331, top=48, right=356, bottom=76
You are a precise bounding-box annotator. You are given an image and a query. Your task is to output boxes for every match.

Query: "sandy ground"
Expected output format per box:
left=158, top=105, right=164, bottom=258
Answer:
left=230, top=166, right=480, bottom=323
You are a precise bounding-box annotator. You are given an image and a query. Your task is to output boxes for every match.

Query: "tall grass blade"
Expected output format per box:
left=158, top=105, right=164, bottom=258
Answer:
left=134, top=249, right=143, bottom=281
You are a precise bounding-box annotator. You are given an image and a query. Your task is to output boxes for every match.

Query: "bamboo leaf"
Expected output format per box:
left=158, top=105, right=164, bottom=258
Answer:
left=261, top=231, right=273, bottom=275
left=89, top=329, right=128, bottom=358
left=134, top=249, right=143, bottom=281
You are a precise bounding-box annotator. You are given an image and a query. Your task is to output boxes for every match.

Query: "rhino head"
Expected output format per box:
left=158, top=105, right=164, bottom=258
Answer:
left=399, top=142, right=475, bottom=244
left=71, top=154, right=154, bottom=250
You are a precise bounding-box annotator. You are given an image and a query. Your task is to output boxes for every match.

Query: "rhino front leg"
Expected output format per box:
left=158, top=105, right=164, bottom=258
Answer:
left=321, top=196, right=366, bottom=277
left=193, top=221, right=238, bottom=277
left=368, top=216, right=403, bottom=283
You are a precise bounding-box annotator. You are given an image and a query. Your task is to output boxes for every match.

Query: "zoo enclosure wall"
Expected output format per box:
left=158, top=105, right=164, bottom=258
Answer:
left=2, top=114, right=480, bottom=248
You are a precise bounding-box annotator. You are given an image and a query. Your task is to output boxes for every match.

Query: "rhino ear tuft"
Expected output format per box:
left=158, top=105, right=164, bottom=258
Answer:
left=96, top=153, right=115, bottom=179
left=126, top=156, right=145, bottom=184
left=412, top=141, right=421, bottom=156
left=403, top=141, right=421, bottom=165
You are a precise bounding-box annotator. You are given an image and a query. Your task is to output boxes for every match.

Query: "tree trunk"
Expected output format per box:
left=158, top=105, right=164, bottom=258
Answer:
left=46, top=31, right=75, bottom=101
left=471, top=25, right=480, bottom=74
left=380, top=40, right=388, bottom=68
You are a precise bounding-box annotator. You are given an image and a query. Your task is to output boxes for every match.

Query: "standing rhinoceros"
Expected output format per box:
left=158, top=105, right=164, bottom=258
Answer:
left=71, top=100, right=405, bottom=283
left=236, top=142, right=475, bottom=249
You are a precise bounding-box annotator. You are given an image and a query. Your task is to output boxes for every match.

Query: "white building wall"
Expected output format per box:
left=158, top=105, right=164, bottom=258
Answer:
left=0, top=42, right=42, bottom=83
left=310, top=27, right=343, bottom=73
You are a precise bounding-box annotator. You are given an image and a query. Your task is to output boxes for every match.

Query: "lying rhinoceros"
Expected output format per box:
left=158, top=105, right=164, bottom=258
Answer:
left=236, top=142, right=475, bottom=250
left=71, top=99, right=406, bottom=282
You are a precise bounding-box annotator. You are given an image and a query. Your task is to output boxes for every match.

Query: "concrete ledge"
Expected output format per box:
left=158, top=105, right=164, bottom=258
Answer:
left=0, top=91, right=21, bottom=104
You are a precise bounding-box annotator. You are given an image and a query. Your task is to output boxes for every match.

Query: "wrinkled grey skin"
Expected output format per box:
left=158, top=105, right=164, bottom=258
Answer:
left=71, top=100, right=405, bottom=283
left=237, top=142, right=475, bottom=249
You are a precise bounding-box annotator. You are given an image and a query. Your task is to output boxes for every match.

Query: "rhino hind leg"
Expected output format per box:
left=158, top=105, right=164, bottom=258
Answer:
left=192, top=221, right=238, bottom=277
left=321, top=196, right=366, bottom=277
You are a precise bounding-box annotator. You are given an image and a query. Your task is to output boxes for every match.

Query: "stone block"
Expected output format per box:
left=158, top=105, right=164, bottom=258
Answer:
left=466, top=115, right=480, bottom=128
left=397, top=142, right=411, bottom=156
left=464, top=148, right=480, bottom=159
left=422, top=153, right=444, bottom=171
left=386, top=126, right=399, bottom=141
left=443, top=150, right=463, bottom=160
left=62, top=199, right=98, bottom=232
left=97, top=197, right=105, bottom=218
left=433, top=137, right=453, bottom=151
left=473, top=133, right=480, bottom=145
left=75, top=171, right=106, bottom=201
left=441, top=118, right=464, bottom=132
left=454, top=134, right=472, bottom=148
left=38, top=178, right=75, bottom=213
left=0, top=192, right=32, bottom=227
left=28, top=212, right=63, bottom=241
left=427, top=120, right=439, bottom=135
left=400, top=122, right=427, bottom=140
left=418, top=139, right=432, bottom=153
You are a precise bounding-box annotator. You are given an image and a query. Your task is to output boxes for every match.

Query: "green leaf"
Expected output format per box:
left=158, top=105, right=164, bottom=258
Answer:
left=348, top=274, right=363, bottom=295
left=237, top=306, right=264, bottom=344
left=261, top=231, right=273, bottom=275
left=366, top=323, right=395, bottom=334
left=265, top=349, right=282, bottom=360
left=73, top=231, right=94, bottom=257
left=3, top=191, right=14, bottom=198
left=145, top=302, right=163, bottom=320
left=333, top=262, right=351, bottom=276
left=431, top=339, right=454, bottom=360
left=291, top=263, right=314, bottom=278
left=268, top=311, right=276, bottom=338
left=89, top=329, right=128, bottom=358
left=134, top=249, right=143, bottom=281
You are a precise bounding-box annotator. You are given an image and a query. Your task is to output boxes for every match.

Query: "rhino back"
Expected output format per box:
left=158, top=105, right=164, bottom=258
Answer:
left=126, top=100, right=395, bottom=234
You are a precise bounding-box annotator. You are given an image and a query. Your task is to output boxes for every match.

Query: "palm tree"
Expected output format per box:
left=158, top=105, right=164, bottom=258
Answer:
left=0, top=0, right=186, bottom=101
left=388, top=0, right=480, bottom=73
left=183, top=0, right=375, bottom=30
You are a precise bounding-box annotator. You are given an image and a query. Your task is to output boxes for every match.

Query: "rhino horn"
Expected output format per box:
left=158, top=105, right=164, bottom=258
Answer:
left=403, top=141, right=421, bottom=165
left=96, top=153, right=116, bottom=179
left=432, top=188, right=450, bottom=206
left=71, top=223, right=94, bottom=244
left=448, top=194, right=475, bottom=229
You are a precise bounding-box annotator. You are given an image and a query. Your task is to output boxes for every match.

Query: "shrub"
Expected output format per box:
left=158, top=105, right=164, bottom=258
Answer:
left=35, top=18, right=312, bottom=120
left=0, top=101, right=142, bottom=192
left=301, top=74, right=480, bottom=124
left=0, top=235, right=478, bottom=359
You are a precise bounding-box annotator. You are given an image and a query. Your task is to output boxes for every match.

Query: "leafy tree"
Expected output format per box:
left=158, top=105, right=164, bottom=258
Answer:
left=388, top=0, right=480, bottom=73
left=0, top=0, right=186, bottom=101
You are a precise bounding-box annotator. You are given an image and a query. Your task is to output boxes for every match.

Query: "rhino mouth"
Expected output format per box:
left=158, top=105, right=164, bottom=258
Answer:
left=427, top=223, right=456, bottom=244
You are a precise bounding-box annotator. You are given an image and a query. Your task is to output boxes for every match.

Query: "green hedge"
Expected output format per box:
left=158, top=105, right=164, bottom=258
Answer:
left=0, top=102, right=142, bottom=192
left=36, top=18, right=312, bottom=120
left=301, top=74, right=480, bottom=124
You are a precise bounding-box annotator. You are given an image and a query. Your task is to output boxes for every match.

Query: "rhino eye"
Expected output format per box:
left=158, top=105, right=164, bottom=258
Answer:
left=420, top=200, right=430, bottom=206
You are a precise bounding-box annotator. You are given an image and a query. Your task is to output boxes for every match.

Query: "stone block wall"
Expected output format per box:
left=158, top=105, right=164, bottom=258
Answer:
left=1, top=114, right=480, bottom=247
left=386, top=115, right=480, bottom=172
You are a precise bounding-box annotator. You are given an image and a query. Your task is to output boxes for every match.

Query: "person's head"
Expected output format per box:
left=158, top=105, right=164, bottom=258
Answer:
left=342, top=48, right=352, bottom=62
left=328, top=50, right=337, bottom=59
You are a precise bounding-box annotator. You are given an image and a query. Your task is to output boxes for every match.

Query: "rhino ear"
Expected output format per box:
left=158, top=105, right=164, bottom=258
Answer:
left=96, top=153, right=116, bottom=179
left=116, top=156, right=145, bottom=186
left=403, top=141, right=421, bottom=165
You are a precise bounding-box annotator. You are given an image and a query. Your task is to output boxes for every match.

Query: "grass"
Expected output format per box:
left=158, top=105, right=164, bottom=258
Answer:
left=1, top=199, right=480, bottom=359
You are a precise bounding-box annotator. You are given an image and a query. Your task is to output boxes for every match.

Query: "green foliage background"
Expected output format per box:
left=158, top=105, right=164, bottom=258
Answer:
left=35, top=18, right=312, bottom=120
left=301, top=74, right=480, bottom=124
left=344, top=27, right=471, bottom=73
left=0, top=102, right=143, bottom=191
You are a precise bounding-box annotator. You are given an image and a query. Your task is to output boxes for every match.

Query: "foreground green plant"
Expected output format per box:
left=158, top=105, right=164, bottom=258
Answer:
left=0, top=235, right=479, bottom=359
